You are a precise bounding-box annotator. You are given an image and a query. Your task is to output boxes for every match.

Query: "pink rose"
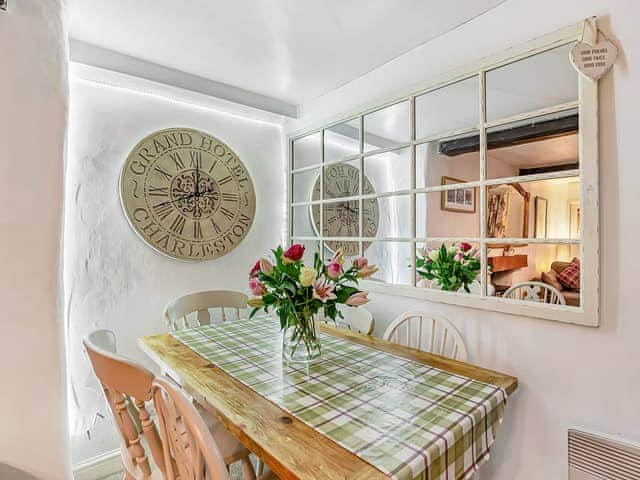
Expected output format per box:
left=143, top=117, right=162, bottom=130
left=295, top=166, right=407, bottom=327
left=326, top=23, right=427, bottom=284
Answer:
left=249, top=277, right=266, bottom=296
left=249, top=260, right=260, bottom=278
left=283, top=244, right=305, bottom=264
left=326, top=261, right=342, bottom=279
left=345, top=291, right=369, bottom=306
left=312, top=278, right=337, bottom=303
left=353, top=256, right=368, bottom=269
left=454, top=252, right=464, bottom=262
left=459, top=242, right=472, bottom=252
left=259, top=258, right=274, bottom=275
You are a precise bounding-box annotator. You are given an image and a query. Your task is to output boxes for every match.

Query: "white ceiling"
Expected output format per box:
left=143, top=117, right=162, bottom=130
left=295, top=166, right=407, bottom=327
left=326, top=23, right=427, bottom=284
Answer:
left=67, top=0, right=506, bottom=106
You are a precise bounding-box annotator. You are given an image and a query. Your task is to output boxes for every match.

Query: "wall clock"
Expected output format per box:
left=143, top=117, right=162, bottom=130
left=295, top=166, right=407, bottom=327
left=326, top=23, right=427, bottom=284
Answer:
left=120, top=127, right=255, bottom=261
left=310, top=163, right=379, bottom=256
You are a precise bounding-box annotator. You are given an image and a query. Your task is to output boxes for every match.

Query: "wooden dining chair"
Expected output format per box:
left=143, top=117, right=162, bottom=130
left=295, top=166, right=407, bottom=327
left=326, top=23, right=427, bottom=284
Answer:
left=84, top=329, right=257, bottom=479
left=383, top=311, right=468, bottom=362
left=164, top=290, right=248, bottom=331
left=334, top=305, right=375, bottom=335
left=152, top=376, right=231, bottom=480
left=503, top=281, right=566, bottom=305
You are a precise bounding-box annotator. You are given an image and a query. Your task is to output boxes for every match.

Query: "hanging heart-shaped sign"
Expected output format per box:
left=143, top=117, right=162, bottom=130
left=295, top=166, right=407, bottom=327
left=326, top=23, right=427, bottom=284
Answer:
left=570, top=39, right=618, bottom=81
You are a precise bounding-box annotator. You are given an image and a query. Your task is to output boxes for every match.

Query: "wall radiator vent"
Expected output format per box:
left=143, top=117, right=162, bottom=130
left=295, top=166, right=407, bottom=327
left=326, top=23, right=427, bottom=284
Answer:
left=569, top=429, right=640, bottom=479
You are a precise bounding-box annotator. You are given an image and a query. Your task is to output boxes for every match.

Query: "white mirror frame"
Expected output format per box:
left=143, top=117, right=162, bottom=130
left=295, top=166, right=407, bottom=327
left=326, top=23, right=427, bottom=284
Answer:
left=288, top=18, right=600, bottom=327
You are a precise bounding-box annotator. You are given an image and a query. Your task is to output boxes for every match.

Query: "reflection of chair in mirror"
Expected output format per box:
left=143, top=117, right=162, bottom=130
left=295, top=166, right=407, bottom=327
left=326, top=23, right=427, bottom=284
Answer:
left=383, top=311, right=468, bottom=361
left=503, top=281, right=566, bottom=305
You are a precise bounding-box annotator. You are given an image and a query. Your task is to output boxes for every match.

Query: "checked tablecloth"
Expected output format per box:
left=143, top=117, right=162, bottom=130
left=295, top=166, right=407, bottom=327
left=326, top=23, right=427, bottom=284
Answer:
left=171, top=318, right=507, bottom=480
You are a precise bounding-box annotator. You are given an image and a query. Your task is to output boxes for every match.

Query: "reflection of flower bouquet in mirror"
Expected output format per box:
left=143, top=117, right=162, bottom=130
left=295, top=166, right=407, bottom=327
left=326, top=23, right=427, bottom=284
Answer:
left=416, top=242, right=481, bottom=292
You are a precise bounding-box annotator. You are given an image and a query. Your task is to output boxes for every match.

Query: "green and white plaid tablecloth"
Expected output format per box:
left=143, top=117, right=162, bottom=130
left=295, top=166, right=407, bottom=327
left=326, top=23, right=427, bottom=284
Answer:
left=171, top=318, right=507, bottom=480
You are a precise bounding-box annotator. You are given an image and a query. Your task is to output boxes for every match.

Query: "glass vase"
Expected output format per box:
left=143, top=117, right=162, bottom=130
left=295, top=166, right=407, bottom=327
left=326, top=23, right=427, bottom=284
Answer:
left=282, top=313, right=321, bottom=364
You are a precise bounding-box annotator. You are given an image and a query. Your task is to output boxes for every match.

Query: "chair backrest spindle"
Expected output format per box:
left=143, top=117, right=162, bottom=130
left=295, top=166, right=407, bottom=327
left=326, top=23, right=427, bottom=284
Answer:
left=383, top=311, right=468, bottom=362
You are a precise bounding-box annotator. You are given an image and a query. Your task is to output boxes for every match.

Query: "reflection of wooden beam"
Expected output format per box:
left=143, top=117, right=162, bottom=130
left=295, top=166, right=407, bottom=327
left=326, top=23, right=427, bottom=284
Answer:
left=439, top=113, right=578, bottom=156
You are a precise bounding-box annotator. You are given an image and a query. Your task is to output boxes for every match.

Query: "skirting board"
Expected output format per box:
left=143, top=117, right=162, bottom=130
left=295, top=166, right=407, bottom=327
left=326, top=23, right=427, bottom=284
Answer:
left=73, top=449, right=120, bottom=480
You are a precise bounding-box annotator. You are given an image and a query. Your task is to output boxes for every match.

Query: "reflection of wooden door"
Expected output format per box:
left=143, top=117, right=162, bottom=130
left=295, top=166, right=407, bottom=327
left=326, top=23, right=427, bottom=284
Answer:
left=534, top=196, right=548, bottom=239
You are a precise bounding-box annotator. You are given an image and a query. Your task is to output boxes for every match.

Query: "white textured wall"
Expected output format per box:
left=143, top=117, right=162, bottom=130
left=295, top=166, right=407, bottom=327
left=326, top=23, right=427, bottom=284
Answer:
left=287, top=0, right=640, bottom=478
left=65, top=78, right=284, bottom=463
left=0, top=1, right=69, bottom=478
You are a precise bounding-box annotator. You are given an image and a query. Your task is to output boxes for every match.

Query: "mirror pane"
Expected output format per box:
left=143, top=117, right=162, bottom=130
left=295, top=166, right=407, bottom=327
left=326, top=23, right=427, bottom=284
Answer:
left=487, top=109, right=579, bottom=180
left=365, top=241, right=413, bottom=286
left=325, top=119, right=361, bottom=163
left=416, top=191, right=479, bottom=238
left=365, top=147, right=411, bottom=194
left=291, top=205, right=317, bottom=237
left=487, top=242, right=580, bottom=307
left=486, top=43, right=578, bottom=121
left=292, top=132, right=321, bottom=170
left=416, top=241, right=482, bottom=293
left=416, top=133, right=480, bottom=189
left=367, top=195, right=411, bottom=238
left=415, top=76, right=479, bottom=139
left=486, top=176, right=580, bottom=239
left=292, top=167, right=320, bottom=204
left=364, top=101, right=410, bottom=152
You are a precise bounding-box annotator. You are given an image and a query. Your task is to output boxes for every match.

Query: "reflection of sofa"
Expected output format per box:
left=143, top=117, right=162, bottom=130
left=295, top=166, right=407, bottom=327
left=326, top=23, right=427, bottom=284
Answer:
left=541, top=261, right=580, bottom=307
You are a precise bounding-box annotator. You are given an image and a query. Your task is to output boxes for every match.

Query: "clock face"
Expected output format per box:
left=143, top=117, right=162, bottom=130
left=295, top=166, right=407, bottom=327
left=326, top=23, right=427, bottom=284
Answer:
left=120, top=128, right=255, bottom=261
left=311, top=163, right=379, bottom=256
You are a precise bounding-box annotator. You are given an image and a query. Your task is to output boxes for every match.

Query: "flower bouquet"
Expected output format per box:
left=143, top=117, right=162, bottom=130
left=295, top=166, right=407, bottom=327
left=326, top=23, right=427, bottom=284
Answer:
left=248, top=244, right=377, bottom=363
left=416, top=242, right=481, bottom=293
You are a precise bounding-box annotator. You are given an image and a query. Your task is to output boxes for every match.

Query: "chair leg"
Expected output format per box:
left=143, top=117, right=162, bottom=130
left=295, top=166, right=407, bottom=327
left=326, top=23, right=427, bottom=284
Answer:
left=255, top=458, right=264, bottom=476
left=240, top=456, right=257, bottom=480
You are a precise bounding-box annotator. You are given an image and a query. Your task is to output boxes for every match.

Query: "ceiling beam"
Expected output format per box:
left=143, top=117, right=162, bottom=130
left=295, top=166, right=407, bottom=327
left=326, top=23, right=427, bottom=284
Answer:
left=69, top=39, right=298, bottom=119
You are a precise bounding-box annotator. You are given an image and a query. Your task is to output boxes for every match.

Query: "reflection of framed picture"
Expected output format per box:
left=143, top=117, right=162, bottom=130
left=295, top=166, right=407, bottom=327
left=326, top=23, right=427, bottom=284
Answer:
left=568, top=201, right=580, bottom=239
left=534, top=196, right=548, bottom=239
left=441, top=176, right=476, bottom=213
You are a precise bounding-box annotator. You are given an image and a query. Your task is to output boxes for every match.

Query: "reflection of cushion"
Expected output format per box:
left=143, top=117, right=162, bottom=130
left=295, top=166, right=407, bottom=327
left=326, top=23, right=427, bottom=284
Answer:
left=557, top=257, right=580, bottom=289
left=542, top=270, right=564, bottom=291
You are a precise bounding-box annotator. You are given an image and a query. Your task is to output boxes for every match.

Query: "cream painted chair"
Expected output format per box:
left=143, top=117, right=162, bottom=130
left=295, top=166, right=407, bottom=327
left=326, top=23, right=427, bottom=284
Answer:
left=164, top=290, right=248, bottom=331
left=503, top=281, right=566, bottom=305
left=152, top=376, right=231, bottom=480
left=383, top=311, right=468, bottom=362
left=334, top=305, right=375, bottom=335
left=84, top=330, right=256, bottom=480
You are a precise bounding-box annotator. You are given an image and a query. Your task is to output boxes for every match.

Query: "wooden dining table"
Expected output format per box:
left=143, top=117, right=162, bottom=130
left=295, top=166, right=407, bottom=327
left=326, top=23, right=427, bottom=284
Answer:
left=139, top=321, right=517, bottom=480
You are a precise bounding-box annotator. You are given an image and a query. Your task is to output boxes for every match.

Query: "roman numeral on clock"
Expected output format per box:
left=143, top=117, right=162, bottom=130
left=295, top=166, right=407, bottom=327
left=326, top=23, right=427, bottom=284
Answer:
left=170, top=215, right=186, bottom=235
left=217, top=175, right=233, bottom=186
left=189, top=151, right=202, bottom=169
left=210, top=218, right=222, bottom=234
left=193, top=221, right=203, bottom=239
left=154, top=165, right=173, bottom=181
left=148, top=185, right=169, bottom=197
left=220, top=207, right=234, bottom=220
left=222, top=192, right=238, bottom=203
left=153, top=202, right=173, bottom=221
left=169, top=152, right=185, bottom=171
left=208, top=159, right=218, bottom=174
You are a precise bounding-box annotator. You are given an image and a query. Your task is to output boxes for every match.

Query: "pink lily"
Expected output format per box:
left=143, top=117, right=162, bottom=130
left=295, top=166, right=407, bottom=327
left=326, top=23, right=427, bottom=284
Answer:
left=346, top=291, right=369, bottom=306
left=326, top=261, right=342, bottom=280
left=312, top=277, right=337, bottom=303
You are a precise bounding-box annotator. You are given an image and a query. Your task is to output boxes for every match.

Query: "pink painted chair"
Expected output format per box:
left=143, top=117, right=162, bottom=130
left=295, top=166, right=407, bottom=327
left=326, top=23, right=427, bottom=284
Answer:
left=84, top=330, right=257, bottom=479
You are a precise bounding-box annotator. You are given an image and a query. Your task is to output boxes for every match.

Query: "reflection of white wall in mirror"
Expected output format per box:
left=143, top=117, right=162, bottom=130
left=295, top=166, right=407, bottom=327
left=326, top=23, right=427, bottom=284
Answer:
left=415, top=77, right=479, bottom=139
left=486, top=43, right=578, bottom=121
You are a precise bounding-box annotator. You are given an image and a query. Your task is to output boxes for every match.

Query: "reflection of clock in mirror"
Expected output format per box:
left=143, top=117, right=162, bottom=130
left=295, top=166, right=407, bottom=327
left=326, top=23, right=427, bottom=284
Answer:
left=310, top=163, right=379, bottom=256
